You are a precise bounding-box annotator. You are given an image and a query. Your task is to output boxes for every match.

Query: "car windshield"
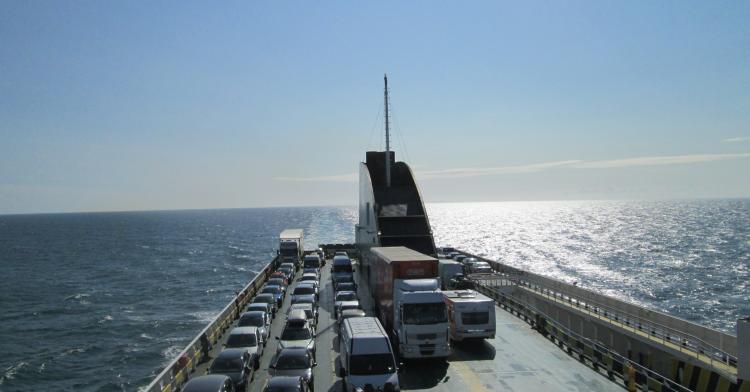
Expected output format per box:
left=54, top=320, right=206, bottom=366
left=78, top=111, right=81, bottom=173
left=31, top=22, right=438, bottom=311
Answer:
left=266, top=385, right=301, bottom=392
left=281, top=327, right=312, bottom=340
left=340, top=304, right=360, bottom=312
left=332, top=263, right=352, bottom=273
left=269, top=279, right=285, bottom=286
left=403, top=302, right=447, bottom=325
left=294, top=286, right=315, bottom=295
left=335, top=292, right=357, bottom=302
left=210, top=357, right=243, bottom=372
left=262, top=287, right=279, bottom=294
left=300, top=276, right=316, bottom=281
left=275, top=353, right=310, bottom=370
left=349, top=354, right=396, bottom=375
left=292, top=296, right=314, bottom=305
left=254, top=296, right=274, bottom=304
left=337, top=283, right=355, bottom=291
left=239, top=314, right=264, bottom=327
left=227, top=333, right=257, bottom=347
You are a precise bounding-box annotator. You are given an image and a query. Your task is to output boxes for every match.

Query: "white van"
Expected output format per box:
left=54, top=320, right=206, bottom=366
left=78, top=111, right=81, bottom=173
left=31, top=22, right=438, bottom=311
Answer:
left=338, top=317, right=400, bottom=392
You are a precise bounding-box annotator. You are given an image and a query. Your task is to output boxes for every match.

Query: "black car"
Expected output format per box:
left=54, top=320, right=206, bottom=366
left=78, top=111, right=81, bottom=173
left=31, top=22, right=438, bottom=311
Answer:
left=252, top=294, right=278, bottom=317
left=268, top=348, right=316, bottom=391
left=208, top=349, right=253, bottom=391
left=183, top=375, right=235, bottom=392
left=263, top=375, right=310, bottom=392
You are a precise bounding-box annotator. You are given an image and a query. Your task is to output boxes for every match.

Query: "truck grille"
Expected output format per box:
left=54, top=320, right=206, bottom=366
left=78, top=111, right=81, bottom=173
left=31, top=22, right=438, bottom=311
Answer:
left=417, top=333, right=437, bottom=340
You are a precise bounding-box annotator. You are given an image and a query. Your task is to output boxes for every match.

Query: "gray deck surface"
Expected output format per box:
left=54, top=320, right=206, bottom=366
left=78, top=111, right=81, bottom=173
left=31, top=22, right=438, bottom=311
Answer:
left=194, top=258, right=624, bottom=392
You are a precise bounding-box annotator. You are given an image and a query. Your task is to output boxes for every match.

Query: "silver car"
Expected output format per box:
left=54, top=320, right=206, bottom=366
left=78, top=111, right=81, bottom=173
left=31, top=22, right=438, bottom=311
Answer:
left=238, top=311, right=270, bottom=344
left=225, top=327, right=263, bottom=369
left=268, top=348, right=316, bottom=391
left=276, top=310, right=316, bottom=359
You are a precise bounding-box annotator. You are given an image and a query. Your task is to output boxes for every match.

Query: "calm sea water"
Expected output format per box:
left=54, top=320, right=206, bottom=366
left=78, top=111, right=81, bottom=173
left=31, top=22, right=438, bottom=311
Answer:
left=1, top=200, right=748, bottom=391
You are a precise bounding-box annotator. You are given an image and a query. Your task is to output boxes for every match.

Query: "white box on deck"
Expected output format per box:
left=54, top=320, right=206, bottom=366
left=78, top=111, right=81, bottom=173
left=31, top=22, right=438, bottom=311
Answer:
left=371, top=246, right=436, bottom=263
left=280, top=229, right=304, bottom=240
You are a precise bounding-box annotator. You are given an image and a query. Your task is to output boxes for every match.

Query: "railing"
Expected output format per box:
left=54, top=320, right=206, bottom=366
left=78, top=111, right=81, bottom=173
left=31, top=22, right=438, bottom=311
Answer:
left=474, top=281, right=694, bottom=392
left=142, top=256, right=277, bottom=392
left=460, top=250, right=738, bottom=374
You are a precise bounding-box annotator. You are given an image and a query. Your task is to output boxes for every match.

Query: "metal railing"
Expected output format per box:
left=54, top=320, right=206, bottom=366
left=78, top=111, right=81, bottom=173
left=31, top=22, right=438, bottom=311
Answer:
left=142, top=257, right=277, bottom=392
left=474, top=281, right=694, bottom=392
left=461, top=250, right=738, bottom=374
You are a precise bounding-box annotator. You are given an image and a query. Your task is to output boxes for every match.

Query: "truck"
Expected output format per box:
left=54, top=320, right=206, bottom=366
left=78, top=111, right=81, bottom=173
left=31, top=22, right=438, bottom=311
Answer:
left=443, top=290, right=496, bottom=341
left=367, top=246, right=450, bottom=359
left=279, top=229, right=304, bottom=269
left=438, top=259, right=463, bottom=290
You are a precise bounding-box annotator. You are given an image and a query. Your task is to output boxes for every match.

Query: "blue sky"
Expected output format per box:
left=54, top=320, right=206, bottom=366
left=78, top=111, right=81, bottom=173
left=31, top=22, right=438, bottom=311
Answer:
left=1, top=1, right=749, bottom=214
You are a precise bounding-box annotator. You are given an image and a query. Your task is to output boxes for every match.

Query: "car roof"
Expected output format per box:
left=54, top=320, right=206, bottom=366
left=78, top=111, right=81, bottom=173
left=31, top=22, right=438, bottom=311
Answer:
left=341, top=309, right=367, bottom=317
left=287, top=309, right=308, bottom=321
left=255, top=293, right=275, bottom=299
left=301, top=273, right=317, bottom=277
left=290, top=303, right=313, bottom=310
left=217, top=347, right=248, bottom=359
left=183, top=375, right=231, bottom=391
left=296, top=282, right=316, bottom=287
left=266, top=375, right=303, bottom=389
left=276, top=347, right=309, bottom=358
left=241, top=311, right=266, bottom=318
left=332, top=255, right=351, bottom=263
left=230, top=326, right=258, bottom=335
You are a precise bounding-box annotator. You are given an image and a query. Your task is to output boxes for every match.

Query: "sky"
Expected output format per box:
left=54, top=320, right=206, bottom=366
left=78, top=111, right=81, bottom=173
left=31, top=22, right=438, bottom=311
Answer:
left=1, top=1, right=749, bottom=214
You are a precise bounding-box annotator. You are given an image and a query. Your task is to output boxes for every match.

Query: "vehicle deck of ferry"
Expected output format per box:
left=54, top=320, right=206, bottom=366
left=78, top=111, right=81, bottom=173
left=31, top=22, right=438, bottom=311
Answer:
left=191, top=255, right=623, bottom=392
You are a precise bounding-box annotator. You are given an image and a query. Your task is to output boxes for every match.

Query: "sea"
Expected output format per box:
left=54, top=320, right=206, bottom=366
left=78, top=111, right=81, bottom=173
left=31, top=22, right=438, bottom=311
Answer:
left=0, top=199, right=748, bottom=391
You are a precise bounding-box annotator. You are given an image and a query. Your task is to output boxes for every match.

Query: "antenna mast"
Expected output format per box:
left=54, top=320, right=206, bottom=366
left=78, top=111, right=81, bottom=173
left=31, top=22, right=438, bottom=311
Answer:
left=384, top=74, right=391, bottom=187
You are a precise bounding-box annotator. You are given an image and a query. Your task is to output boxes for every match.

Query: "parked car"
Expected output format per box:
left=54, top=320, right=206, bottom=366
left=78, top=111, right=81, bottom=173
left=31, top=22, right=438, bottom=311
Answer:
left=334, top=291, right=358, bottom=318
left=252, top=294, right=278, bottom=316
left=303, top=254, right=321, bottom=271
left=276, top=310, right=316, bottom=359
left=238, top=311, right=270, bottom=344
left=263, top=375, right=311, bottom=392
left=278, top=267, right=294, bottom=282
left=288, top=303, right=318, bottom=329
left=298, top=273, right=319, bottom=285
left=268, top=348, right=316, bottom=392
left=334, top=281, right=356, bottom=295
left=335, top=300, right=362, bottom=321
left=302, top=267, right=319, bottom=277
left=290, top=293, right=316, bottom=308
left=261, top=284, right=284, bottom=307
left=208, top=348, right=253, bottom=391
left=267, top=277, right=288, bottom=293
left=271, top=271, right=290, bottom=285
left=280, top=262, right=296, bottom=271
left=293, top=283, right=318, bottom=302
left=246, top=302, right=274, bottom=320
left=452, top=254, right=467, bottom=263
left=225, top=326, right=263, bottom=369
left=182, top=375, right=234, bottom=392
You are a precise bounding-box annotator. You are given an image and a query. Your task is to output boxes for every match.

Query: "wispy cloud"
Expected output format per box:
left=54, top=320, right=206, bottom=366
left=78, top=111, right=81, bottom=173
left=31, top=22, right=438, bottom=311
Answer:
left=416, top=160, right=582, bottom=179
left=571, top=152, right=750, bottom=169
left=273, top=152, right=750, bottom=182
left=722, top=136, right=750, bottom=143
left=273, top=173, right=357, bottom=182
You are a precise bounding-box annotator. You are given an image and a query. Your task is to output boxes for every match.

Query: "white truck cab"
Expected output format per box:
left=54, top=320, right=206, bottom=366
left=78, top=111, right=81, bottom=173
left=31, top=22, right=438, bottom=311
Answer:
left=339, top=317, right=400, bottom=392
left=394, top=279, right=450, bottom=358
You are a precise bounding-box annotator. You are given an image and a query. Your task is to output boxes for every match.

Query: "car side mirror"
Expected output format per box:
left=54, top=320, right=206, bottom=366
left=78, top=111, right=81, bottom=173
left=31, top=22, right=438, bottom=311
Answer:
left=338, top=367, right=346, bottom=377
left=312, top=362, right=317, bottom=367
left=275, top=336, right=280, bottom=340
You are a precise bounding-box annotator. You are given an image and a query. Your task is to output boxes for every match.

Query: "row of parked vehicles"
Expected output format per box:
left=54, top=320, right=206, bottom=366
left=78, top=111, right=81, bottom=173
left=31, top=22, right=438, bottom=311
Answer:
left=330, top=252, right=402, bottom=392
left=181, top=251, right=326, bottom=392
